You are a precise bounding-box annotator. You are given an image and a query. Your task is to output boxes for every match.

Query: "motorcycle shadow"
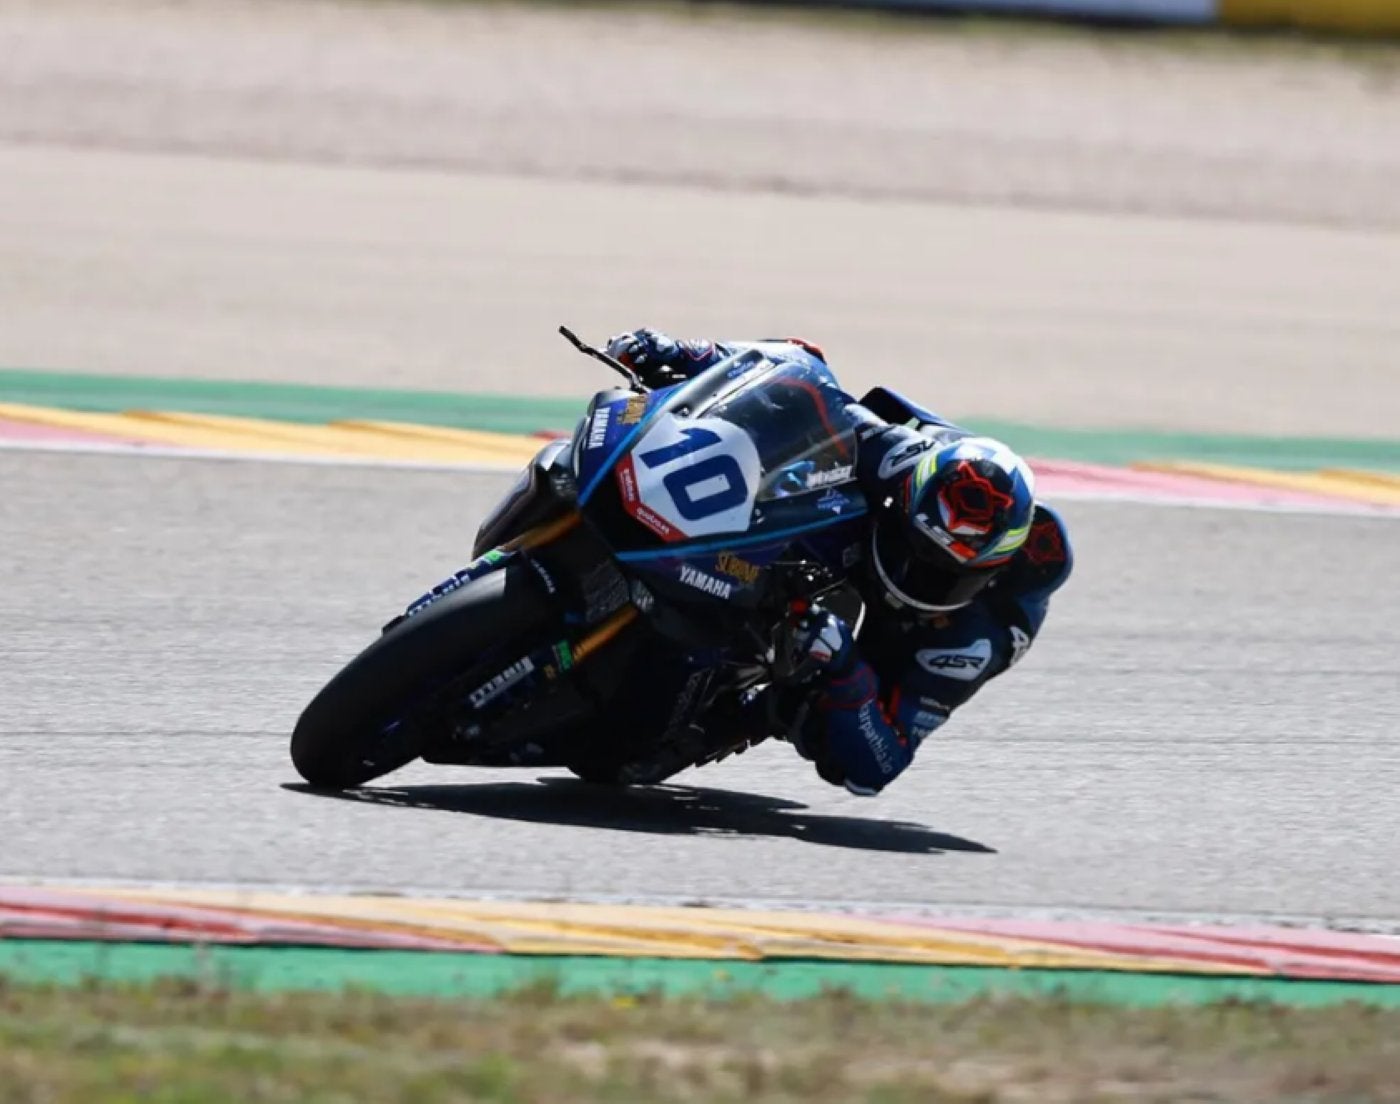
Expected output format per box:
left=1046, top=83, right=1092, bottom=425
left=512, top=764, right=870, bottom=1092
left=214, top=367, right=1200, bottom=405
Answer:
left=286, top=777, right=994, bottom=855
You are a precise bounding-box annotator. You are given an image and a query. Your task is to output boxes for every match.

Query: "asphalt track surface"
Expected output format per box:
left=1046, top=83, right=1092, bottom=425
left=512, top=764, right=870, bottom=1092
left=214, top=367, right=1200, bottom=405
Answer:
left=3, top=449, right=1398, bottom=925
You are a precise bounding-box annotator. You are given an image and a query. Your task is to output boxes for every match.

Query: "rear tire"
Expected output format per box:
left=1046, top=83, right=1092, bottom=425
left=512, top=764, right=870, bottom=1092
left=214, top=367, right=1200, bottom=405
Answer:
left=290, top=562, right=552, bottom=788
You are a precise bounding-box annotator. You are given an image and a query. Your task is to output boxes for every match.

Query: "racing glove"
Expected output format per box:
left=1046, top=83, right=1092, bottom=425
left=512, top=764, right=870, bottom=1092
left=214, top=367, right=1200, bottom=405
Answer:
left=604, top=328, right=689, bottom=387
left=774, top=605, right=856, bottom=687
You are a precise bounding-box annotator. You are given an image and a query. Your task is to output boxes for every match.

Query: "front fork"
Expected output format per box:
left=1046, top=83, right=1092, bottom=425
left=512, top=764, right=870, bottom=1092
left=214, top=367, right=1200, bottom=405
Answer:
left=492, top=510, right=641, bottom=700
left=418, top=511, right=642, bottom=762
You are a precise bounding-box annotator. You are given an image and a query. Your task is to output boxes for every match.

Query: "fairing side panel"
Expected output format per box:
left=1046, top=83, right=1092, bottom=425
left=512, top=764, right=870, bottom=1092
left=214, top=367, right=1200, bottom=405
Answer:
left=472, top=438, right=575, bottom=557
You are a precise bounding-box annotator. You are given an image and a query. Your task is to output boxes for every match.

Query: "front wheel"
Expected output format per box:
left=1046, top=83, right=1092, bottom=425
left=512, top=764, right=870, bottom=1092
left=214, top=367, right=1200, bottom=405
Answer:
left=290, top=562, right=552, bottom=788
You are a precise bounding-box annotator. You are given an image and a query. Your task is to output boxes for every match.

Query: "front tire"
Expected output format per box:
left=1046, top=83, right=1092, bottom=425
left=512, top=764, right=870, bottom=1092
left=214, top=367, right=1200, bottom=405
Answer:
left=291, top=562, right=552, bottom=788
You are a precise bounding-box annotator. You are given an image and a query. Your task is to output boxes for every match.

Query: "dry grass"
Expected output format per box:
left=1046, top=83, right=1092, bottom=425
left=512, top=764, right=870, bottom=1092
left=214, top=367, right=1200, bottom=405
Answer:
left=1, top=976, right=1399, bottom=1103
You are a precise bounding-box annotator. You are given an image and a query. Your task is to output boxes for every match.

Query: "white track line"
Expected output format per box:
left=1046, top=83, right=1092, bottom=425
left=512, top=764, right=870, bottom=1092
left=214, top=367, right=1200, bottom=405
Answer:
left=3, top=436, right=1398, bottom=520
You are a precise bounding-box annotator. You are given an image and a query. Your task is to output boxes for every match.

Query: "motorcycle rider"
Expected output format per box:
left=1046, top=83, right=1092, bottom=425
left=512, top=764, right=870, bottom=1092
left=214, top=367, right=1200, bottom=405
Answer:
left=601, top=327, right=1073, bottom=796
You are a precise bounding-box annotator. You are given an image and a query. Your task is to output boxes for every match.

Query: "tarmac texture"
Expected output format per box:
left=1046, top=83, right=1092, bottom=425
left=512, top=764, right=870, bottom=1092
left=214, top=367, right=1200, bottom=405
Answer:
left=2, top=451, right=1397, bottom=925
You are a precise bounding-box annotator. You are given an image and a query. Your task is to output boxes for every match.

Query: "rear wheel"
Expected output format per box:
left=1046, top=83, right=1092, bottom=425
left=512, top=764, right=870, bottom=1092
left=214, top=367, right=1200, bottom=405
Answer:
left=290, top=562, right=552, bottom=788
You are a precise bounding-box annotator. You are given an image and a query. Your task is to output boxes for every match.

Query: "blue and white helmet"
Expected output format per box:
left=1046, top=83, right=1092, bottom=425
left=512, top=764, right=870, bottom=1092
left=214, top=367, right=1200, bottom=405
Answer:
left=871, top=436, right=1036, bottom=613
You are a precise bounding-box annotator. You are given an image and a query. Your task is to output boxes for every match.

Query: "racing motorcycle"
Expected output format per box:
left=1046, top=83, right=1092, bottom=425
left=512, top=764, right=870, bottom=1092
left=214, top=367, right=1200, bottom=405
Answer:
left=290, top=328, right=872, bottom=789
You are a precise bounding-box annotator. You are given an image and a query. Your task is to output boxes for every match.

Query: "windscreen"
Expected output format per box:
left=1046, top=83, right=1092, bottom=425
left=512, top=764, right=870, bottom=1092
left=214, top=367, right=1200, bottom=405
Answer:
left=694, top=357, right=858, bottom=503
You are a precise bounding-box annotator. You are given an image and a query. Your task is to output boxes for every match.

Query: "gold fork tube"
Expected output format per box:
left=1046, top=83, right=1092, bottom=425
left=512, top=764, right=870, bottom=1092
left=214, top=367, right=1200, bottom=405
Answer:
left=570, top=606, right=640, bottom=665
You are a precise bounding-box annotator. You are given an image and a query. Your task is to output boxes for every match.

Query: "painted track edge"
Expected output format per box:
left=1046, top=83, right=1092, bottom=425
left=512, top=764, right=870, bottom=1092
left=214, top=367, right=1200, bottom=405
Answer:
left=5, top=887, right=1399, bottom=984
left=4, top=437, right=1399, bottom=520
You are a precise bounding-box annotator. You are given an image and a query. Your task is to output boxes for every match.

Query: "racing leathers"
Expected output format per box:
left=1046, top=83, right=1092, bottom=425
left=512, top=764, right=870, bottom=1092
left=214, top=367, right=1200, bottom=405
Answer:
left=608, top=329, right=1074, bottom=796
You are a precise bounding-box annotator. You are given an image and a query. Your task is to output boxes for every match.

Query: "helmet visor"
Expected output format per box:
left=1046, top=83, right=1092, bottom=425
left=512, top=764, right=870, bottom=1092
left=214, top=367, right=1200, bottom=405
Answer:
left=872, top=514, right=996, bottom=613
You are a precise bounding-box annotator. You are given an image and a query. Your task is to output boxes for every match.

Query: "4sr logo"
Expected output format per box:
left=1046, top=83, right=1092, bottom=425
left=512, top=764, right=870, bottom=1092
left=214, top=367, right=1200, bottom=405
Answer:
left=915, top=639, right=992, bottom=682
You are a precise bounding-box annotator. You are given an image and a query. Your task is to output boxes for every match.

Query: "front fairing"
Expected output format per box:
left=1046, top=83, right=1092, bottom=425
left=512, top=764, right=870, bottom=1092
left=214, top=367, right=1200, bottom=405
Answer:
left=572, top=351, right=868, bottom=612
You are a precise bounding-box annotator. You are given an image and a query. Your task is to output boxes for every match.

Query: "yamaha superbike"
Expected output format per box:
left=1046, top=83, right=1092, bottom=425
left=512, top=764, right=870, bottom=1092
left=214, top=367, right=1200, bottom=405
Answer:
left=290, top=328, right=871, bottom=788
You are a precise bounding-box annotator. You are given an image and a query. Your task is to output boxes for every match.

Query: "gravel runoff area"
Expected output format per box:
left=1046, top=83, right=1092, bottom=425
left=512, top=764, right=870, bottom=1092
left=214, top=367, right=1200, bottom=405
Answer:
left=2, top=0, right=1400, bottom=228
left=4, top=143, right=1398, bottom=437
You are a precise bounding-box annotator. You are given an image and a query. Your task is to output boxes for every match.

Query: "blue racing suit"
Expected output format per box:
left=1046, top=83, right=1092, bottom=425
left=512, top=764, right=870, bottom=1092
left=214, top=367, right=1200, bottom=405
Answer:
left=611, top=331, right=1073, bottom=795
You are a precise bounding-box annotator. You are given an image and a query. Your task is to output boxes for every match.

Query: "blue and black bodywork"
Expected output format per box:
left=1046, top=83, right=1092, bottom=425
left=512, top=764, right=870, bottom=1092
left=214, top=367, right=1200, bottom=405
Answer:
left=472, top=349, right=870, bottom=650
left=312, top=347, right=886, bottom=781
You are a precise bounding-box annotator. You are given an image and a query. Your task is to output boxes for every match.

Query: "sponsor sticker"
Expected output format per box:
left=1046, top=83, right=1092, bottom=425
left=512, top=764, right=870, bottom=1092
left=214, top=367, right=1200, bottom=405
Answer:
left=678, top=564, right=733, bottom=599
left=817, top=489, right=849, bottom=514
left=616, top=459, right=640, bottom=506
left=806, top=465, right=853, bottom=489
left=404, top=549, right=507, bottom=618
left=857, top=703, right=896, bottom=774
left=586, top=406, right=611, bottom=450
left=620, top=395, right=649, bottom=426
left=916, top=639, right=992, bottom=681
left=527, top=556, right=558, bottom=595
left=468, top=657, right=535, bottom=709
left=715, top=551, right=760, bottom=586
left=877, top=439, right=929, bottom=480
left=634, top=503, right=680, bottom=541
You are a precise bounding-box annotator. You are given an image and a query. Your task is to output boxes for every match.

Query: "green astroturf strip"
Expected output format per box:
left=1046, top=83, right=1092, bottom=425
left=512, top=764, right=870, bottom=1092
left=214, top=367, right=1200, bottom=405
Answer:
left=0, top=369, right=583, bottom=437
left=971, top=420, right=1400, bottom=473
left=2, top=942, right=1398, bottom=1007
left=2, top=368, right=1399, bottom=471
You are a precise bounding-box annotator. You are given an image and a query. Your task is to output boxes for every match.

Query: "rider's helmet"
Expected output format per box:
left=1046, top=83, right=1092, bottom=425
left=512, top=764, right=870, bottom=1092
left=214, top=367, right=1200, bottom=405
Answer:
left=870, top=436, right=1036, bottom=614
